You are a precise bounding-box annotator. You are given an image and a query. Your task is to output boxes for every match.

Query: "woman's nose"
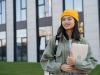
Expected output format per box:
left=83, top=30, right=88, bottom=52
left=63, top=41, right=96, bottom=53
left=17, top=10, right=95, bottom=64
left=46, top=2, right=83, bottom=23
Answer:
left=65, top=20, right=69, bottom=23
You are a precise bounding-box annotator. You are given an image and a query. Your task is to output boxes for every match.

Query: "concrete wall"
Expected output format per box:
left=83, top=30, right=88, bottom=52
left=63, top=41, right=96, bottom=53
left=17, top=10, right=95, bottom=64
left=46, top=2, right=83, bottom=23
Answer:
left=6, top=0, right=14, bottom=62
left=84, top=0, right=100, bottom=63
left=27, top=0, right=37, bottom=62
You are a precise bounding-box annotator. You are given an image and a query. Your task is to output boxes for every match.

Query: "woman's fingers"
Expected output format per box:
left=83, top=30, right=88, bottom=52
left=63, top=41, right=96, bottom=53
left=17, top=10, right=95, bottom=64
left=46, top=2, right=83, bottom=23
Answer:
left=69, top=51, right=73, bottom=57
left=60, top=64, right=74, bottom=72
left=66, top=56, right=76, bottom=65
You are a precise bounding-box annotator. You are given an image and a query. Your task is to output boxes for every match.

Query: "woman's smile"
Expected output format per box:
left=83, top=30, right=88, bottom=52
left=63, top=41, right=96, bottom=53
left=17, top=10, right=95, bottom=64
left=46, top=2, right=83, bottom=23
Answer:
left=65, top=23, right=71, bottom=26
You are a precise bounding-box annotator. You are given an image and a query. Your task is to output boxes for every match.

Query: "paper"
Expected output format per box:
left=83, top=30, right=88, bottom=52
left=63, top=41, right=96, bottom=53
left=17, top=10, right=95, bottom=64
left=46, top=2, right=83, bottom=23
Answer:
left=71, top=43, right=88, bottom=60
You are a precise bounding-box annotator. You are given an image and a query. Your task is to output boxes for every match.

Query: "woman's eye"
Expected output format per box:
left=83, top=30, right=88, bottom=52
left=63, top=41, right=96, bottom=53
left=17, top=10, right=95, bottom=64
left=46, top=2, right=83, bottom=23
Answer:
left=62, top=18, right=66, bottom=21
left=62, top=17, right=73, bottom=21
left=68, top=18, right=72, bottom=20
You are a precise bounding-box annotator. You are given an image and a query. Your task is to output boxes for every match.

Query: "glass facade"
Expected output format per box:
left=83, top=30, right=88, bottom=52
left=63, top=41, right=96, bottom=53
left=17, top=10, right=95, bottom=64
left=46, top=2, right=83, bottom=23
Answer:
left=64, top=0, right=84, bottom=37
left=16, top=0, right=27, bottom=61
left=16, top=0, right=26, bottom=21
left=0, top=0, right=6, bottom=61
left=0, top=0, right=5, bottom=24
left=74, top=0, right=83, bottom=11
left=38, top=0, right=52, bottom=61
left=65, top=0, right=83, bottom=11
left=65, top=0, right=74, bottom=9
left=38, top=0, right=52, bottom=18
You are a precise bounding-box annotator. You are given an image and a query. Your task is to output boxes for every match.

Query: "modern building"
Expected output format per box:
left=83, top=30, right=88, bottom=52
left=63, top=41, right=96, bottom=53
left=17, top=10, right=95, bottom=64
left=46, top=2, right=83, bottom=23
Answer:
left=0, top=0, right=100, bottom=63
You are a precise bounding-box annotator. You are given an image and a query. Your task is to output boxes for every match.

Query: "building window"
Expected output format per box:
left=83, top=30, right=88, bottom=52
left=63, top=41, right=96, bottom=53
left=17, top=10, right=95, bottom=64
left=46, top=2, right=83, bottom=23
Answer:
left=16, top=0, right=27, bottom=61
left=37, top=0, right=52, bottom=61
left=16, top=29, right=27, bottom=61
left=0, top=31, right=6, bottom=61
left=0, top=0, right=6, bottom=24
left=16, top=0, right=26, bottom=21
left=38, top=0, right=52, bottom=18
left=74, top=0, right=83, bottom=11
left=64, top=0, right=84, bottom=37
left=0, top=0, right=6, bottom=61
left=65, top=0, right=83, bottom=11
left=21, top=0, right=26, bottom=9
left=65, top=0, right=73, bottom=9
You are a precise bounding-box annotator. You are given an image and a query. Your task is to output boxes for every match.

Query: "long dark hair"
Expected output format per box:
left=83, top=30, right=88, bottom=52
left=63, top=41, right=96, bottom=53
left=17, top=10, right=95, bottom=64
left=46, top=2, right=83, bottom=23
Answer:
left=56, top=19, right=80, bottom=41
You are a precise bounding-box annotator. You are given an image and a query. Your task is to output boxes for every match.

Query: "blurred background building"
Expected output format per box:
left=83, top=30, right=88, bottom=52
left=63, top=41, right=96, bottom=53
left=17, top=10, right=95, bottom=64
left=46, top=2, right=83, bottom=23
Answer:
left=0, top=0, right=100, bottom=63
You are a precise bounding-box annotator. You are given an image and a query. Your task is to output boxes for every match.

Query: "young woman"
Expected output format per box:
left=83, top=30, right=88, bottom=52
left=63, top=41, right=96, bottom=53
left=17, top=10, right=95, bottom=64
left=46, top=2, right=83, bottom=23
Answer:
left=40, top=9, right=97, bottom=75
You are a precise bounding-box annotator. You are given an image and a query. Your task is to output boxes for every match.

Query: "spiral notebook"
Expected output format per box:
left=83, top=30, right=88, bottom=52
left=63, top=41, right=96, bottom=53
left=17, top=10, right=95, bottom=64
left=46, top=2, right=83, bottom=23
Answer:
left=71, top=43, right=88, bottom=60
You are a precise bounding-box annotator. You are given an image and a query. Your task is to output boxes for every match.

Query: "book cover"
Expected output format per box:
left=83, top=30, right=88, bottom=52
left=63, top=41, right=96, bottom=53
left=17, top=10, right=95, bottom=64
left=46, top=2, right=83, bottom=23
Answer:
left=71, top=43, right=88, bottom=60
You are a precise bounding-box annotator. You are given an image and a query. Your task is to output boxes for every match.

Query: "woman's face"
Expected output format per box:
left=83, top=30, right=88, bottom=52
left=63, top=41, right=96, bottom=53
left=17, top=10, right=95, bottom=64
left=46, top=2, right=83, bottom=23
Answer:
left=61, top=16, right=75, bottom=30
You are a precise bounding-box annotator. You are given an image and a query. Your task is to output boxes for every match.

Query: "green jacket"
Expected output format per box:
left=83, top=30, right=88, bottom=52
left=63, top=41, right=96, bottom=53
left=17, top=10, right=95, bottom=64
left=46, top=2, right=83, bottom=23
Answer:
left=40, top=36, right=97, bottom=75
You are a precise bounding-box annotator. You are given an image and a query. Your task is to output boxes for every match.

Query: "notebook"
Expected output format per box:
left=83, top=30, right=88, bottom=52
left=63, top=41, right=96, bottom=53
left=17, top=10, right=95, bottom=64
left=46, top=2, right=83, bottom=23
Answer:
left=70, top=43, right=88, bottom=60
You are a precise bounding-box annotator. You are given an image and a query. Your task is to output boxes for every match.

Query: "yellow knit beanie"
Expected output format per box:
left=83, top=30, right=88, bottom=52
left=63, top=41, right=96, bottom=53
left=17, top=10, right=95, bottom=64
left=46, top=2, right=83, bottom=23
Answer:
left=61, top=9, right=79, bottom=21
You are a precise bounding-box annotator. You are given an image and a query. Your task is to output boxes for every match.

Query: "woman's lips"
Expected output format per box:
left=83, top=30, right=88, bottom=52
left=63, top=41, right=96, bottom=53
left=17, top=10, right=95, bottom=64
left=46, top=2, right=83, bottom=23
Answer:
left=65, top=24, right=70, bottom=27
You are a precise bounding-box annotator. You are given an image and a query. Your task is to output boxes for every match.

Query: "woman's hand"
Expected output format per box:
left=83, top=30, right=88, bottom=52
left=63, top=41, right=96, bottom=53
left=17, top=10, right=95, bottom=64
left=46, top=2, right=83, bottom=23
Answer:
left=66, top=52, right=76, bottom=65
left=60, top=64, right=79, bottom=72
left=60, top=64, right=74, bottom=72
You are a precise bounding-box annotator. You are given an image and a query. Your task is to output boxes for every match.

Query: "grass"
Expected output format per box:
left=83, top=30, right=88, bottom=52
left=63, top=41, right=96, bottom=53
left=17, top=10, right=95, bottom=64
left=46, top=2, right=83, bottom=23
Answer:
left=0, top=62, right=43, bottom=75
left=89, top=65, right=100, bottom=75
left=0, top=62, right=100, bottom=75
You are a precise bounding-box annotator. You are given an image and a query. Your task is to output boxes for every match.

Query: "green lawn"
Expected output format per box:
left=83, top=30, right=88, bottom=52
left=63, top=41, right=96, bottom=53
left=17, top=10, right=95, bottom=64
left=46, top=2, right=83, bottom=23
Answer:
left=0, top=62, right=100, bottom=75
left=89, top=65, right=100, bottom=75
left=0, top=62, right=43, bottom=75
